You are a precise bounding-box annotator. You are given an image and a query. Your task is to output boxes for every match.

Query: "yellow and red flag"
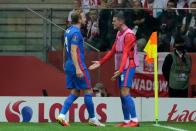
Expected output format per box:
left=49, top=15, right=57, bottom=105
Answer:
left=144, top=32, right=157, bottom=64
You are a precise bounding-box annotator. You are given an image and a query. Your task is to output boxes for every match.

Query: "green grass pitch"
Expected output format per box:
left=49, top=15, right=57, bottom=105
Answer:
left=0, top=122, right=195, bottom=131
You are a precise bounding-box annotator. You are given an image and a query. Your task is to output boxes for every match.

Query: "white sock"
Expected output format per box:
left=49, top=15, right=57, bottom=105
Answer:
left=131, top=117, right=138, bottom=122
left=124, top=120, right=130, bottom=123
left=90, top=117, right=97, bottom=121
left=58, top=114, right=65, bottom=119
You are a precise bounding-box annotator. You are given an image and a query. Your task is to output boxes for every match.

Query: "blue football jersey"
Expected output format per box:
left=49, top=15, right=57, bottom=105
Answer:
left=64, top=26, right=87, bottom=73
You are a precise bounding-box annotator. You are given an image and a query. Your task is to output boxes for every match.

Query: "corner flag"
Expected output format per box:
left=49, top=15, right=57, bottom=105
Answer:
left=144, top=32, right=159, bottom=124
left=144, top=32, right=157, bottom=63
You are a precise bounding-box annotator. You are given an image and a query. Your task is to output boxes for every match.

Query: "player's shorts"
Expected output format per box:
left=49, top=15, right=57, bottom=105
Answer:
left=117, top=67, right=135, bottom=88
left=65, top=69, right=91, bottom=90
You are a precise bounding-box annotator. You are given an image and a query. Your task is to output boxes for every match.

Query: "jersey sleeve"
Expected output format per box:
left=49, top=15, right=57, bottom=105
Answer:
left=99, top=41, right=116, bottom=65
left=71, top=32, right=80, bottom=46
left=118, top=33, right=136, bottom=73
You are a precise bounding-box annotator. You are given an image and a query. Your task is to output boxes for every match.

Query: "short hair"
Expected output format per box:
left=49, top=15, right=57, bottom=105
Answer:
left=71, top=9, right=82, bottom=24
left=113, top=11, right=125, bottom=22
left=174, top=34, right=185, bottom=46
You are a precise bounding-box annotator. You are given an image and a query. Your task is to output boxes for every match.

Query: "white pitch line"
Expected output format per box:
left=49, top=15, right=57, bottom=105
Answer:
left=153, top=124, right=188, bottom=131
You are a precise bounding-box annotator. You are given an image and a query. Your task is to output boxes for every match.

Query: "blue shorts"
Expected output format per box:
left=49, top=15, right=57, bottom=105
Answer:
left=65, top=69, right=91, bottom=90
left=117, top=68, right=135, bottom=88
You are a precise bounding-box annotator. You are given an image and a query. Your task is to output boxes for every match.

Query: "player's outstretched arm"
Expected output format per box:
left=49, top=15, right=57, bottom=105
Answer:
left=88, top=61, right=100, bottom=70
left=90, top=42, right=117, bottom=70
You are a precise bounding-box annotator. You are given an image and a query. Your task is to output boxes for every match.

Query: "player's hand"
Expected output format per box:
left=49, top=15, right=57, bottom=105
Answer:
left=76, top=68, right=84, bottom=78
left=111, top=70, right=121, bottom=81
left=88, top=61, right=100, bottom=70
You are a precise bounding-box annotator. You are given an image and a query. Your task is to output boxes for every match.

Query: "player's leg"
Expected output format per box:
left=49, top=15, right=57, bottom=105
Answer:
left=116, top=69, right=131, bottom=126
left=117, top=87, right=132, bottom=127
left=59, top=89, right=80, bottom=116
left=80, top=69, right=105, bottom=126
left=57, top=71, right=80, bottom=126
left=84, top=89, right=95, bottom=119
left=57, top=89, right=80, bottom=126
left=123, top=68, right=139, bottom=127
left=117, top=68, right=139, bottom=127
left=121, top=87, right=139, bottom=127
left=84, top=88, right=105, bottom=127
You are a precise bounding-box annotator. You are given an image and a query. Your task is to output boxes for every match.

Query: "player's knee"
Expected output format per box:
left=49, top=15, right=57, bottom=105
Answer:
left=120, top=87, right=130, bottom=96
left=71, top=89, right=80, bottom=97
left=84, top=89, right=93, bottom=94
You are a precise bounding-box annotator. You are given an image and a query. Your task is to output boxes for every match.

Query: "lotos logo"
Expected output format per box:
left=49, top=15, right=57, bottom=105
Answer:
left=5, top=100, right=33, bottom=122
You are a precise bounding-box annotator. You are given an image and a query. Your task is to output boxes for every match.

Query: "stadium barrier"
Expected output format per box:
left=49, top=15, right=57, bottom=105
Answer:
left=0, top=97, right=195, bottom=122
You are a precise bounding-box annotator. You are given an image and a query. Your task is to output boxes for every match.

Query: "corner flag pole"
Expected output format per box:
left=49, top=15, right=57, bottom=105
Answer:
left=144, top=32, right=159, bottom=125
left=154, top=48, right=159, bottom=125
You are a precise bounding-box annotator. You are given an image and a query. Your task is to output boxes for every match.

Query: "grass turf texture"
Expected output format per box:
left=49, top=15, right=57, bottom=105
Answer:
left=0, top=122, right=195, bottom=131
